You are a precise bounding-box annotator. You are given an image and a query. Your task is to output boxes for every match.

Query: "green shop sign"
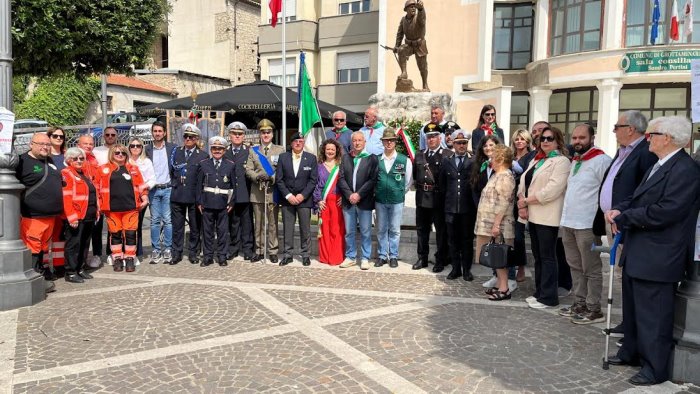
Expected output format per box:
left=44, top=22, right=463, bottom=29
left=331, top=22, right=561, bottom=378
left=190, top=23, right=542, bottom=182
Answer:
left=620, top=50, right=700, bottom=73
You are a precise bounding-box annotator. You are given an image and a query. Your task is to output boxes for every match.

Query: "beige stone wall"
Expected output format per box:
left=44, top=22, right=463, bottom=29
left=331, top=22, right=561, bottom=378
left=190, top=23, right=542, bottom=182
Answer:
left=136, top=73, right=231, bottom=98
left=228, top=1, right=261, bottom=84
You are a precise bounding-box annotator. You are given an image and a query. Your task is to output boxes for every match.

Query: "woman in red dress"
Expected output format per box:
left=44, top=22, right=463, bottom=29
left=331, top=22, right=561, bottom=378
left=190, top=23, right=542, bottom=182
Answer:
left=313, top=139, right=345, bottom=265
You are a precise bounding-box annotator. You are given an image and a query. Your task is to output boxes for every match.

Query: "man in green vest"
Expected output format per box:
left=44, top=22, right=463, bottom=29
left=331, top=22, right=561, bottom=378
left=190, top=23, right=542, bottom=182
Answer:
left=375, top=128, right=413, bottom=268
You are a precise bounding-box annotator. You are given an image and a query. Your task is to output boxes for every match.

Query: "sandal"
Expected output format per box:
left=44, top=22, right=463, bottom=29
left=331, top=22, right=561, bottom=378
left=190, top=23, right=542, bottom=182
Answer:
left=484, top=287, right=499, bottom=295
left=488, top=289, right=511, bottom=301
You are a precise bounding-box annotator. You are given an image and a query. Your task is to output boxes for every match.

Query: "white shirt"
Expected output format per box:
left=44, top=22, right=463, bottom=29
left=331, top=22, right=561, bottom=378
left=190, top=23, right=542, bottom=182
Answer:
left=152, top=144, right=170, bottom=184
left=292, top=152, right=302, bottom=177
left=560, top=151, right=612, bottom=229
left=132, top=157, right=157, bottom=190
left=380, top=151, right=413, bottom=192
left=93, top=145, right=111, bottom=165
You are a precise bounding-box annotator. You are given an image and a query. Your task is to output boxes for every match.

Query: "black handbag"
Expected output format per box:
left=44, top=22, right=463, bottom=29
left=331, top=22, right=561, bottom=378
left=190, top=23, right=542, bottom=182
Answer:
left=479, top=236, right=513, bottom=269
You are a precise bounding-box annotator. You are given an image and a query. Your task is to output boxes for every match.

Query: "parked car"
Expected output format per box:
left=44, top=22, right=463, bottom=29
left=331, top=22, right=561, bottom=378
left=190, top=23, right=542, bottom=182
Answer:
left=14, top=119, right=48, bottom=129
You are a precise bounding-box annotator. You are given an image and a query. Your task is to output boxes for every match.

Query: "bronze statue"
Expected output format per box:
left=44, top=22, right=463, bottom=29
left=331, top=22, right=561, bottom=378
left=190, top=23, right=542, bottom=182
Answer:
left=393, top=0, right=429, bottom=92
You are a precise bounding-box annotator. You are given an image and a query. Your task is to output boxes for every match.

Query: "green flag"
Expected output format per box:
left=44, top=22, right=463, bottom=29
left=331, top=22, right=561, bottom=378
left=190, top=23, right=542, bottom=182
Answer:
left=298, top=52, right=322, bottom=140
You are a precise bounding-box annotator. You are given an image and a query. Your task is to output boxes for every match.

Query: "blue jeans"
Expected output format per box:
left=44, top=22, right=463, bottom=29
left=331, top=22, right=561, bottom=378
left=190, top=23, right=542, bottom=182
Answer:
left=149, top=188, right=173, bottom=253
left=342, top=206, right=373, bottom=260
left=375, top=202, right=403, bottom=259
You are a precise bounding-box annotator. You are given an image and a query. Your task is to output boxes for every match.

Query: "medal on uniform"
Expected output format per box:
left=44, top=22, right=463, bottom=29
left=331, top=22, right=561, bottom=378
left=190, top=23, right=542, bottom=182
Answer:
left=223, top=175, right=229, bottom=183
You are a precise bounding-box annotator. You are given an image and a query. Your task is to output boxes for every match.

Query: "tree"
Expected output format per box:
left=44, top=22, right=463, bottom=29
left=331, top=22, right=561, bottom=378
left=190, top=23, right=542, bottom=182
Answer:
left=11, top=0, right=169, bottom=77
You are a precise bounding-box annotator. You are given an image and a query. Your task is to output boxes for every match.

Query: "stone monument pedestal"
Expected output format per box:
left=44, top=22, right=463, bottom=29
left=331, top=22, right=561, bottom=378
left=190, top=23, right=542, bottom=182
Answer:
left=369, top=92, right=454, bottom=124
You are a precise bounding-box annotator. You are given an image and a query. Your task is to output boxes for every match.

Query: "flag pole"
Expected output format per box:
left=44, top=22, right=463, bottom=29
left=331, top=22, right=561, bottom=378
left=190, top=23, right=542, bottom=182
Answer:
left=281, top=0, right=287, bottom=149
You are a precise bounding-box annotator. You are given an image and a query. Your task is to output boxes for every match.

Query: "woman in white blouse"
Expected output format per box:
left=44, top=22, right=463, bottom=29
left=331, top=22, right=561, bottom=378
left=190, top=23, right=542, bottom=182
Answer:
left=128, top=137, right=156, bottom=261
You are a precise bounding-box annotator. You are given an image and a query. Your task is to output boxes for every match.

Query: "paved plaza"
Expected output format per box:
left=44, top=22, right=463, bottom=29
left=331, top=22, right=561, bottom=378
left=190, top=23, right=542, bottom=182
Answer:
left=1, top=254, right=699, bottom=393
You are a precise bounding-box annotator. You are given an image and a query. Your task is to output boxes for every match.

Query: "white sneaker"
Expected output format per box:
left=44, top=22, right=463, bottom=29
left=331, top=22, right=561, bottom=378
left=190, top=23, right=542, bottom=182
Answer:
left=526, top=296, right=537, bottom=304
left=482, top=276, right=497, bottom=288
left=107, top=255, right=113, bottom=266
left=558, top=287, right=572, bottom=297
left=359, top=259, right=370, bottom=270
left=87, top=256, right=101, bottom=268
left=528, top=300, right=554, bottom=309
left=134, top=256, right=140, bottom=266
left=162, top=249, right=172, bottom=263
left=508, top=279, right=518, bottom=292
left=339, top=258, right=357, bottom=268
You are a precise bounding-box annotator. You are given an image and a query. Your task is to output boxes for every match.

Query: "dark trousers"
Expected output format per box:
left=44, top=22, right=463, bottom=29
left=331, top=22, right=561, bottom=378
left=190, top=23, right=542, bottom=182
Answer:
left=513, top=221, right=528, bottom=266
left=171, top=202, right=202, bottom=259
left=446, top=212, right=475, bottom=275
left=228, top=202, right=254, bottom=258
left=416, top=206, right=448, bottom=265
left=202, top=208, right=229, bottom=261
left=618, top=271, right=675, bottom=383
left=136, top=205, right=148, bottom=257
left=556, top=237, right=573, bottom=290
left=64, top=220, right=95, bottom=274
left=91, top=214, right=111, bottom=256
left=281, top=205, right=311, bottom=258
left=529, top=223, right=560, bottom=306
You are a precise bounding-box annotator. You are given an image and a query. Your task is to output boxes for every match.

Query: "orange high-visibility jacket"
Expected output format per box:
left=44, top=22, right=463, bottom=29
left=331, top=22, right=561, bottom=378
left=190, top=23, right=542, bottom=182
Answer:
left=62, top=167, right=101, bottom=223
left=96, top=162, right=148, bottom=212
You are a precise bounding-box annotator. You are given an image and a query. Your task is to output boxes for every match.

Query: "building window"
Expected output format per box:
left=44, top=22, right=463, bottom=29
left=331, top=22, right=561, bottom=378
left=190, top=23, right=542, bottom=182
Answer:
left=268, top=58, right=297, bottom=87
left=161, top=35, right=168, bottom=68
left=550, top=0, right=602, bottom=56
left=626, top=0, right=700, bottom=45
left=269, top=0, right=297, bottom=24
left=548, top=88, right=599, bottom=138
left=510, top=93, right=530, bottom=132
left=339, top=0, right=370, bottom=15
left=492, top=3, right=533, bottom=69
left=337, top=52, right=370, bottom=83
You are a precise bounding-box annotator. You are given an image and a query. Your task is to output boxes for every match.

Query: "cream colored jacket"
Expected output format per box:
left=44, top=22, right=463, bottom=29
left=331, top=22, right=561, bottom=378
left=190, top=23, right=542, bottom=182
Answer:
left=517, top=155, right=571, bottom=227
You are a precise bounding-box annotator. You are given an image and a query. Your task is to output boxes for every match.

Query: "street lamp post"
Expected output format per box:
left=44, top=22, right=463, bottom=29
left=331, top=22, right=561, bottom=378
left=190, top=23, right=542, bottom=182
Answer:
left=0, top=0, right=45, bottom=310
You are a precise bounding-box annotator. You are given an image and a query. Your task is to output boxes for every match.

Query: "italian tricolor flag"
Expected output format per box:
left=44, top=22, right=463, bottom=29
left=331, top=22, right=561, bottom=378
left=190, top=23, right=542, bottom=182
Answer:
left=671, top=0, right=680, bottom=41
left=397, top=126, right=416, bottom=162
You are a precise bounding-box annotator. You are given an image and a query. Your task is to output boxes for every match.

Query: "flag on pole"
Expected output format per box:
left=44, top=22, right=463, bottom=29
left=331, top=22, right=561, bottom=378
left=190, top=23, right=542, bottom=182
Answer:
left=685, top=0, right=694, bottom=41
left=651, top=0, right=661, bottom=44
left=269, top=0, right=282, bottom=27
left=397, top=126, right=416, bottom=162
left=671, top=0, right=681, bottom=41
left=298, top=52, right=323, bottom=154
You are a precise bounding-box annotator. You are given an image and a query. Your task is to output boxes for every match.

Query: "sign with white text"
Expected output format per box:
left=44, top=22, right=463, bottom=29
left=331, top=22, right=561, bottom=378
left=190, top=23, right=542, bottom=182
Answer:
left=0, top=107, right=15, bottom=155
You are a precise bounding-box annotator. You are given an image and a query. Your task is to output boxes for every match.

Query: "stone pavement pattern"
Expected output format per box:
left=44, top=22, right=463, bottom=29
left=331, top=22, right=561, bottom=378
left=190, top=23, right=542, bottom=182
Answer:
left=2, top=257, right=699, bottom=394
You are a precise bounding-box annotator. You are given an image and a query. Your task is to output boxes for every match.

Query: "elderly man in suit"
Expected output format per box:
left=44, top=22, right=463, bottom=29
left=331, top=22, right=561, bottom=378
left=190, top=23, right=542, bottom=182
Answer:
left=605, top=116, right=700, bottom=386
left=224, top=121, right=255, bottom=261
left=276, top=133, right=318, bottom=266
left=338, top=131, right=379, bottom=270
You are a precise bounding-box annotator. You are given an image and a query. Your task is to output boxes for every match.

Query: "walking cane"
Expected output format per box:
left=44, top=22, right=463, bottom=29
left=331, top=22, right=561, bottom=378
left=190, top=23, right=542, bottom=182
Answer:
left=262, top=182, right=268, bottom=264
left=598, top=231, right=623, bottom=370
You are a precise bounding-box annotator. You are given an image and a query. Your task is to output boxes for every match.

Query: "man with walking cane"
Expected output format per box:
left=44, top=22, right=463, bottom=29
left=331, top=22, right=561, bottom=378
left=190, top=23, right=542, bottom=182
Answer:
left=245, top=119, right=284, bottom=264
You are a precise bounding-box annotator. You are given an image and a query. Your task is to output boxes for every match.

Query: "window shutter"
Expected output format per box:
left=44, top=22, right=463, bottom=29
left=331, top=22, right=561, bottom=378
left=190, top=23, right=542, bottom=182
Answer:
left=337, top=52, right=370, bottom=70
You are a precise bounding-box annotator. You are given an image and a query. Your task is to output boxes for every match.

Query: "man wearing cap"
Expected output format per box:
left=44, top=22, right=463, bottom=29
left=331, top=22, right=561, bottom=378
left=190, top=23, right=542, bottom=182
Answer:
left=326, top=111, right=352, bottom=154
left=245, top=119, right=285, bottom=263
left=170, top=124, right=208, bottom=265
left=418, top=105, right=448, bottom=151
left=196, top=136, right=237, bottom=267
left=442, top=121, right=460, bottom=150
left=413, top=122, right=453, bottom=272
left=276, top=133, right=318, bottom=266
left=374, top=127, right=413, bottom=268
left=439, top=129, right=476, bottom=281
left=145, top=121, right=176, bottom=264
left=223, top=121, right=254, bottom=261
left=359, top=107, right=385, bottom=156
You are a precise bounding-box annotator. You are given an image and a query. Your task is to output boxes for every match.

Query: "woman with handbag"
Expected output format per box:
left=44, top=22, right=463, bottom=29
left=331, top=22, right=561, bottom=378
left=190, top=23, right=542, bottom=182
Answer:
left=517, top=126, right=571, bottom=309
left=475, top=145, right=517, bottom=301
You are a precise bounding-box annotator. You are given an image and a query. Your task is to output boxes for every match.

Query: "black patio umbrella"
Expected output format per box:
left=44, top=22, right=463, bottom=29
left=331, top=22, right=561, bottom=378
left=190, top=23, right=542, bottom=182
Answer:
left=137, top=80, right=364, bottom=128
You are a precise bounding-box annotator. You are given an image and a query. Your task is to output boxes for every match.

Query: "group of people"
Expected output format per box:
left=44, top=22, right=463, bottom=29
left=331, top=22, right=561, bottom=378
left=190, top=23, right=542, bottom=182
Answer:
left=15, top=103, right=700, bottom=387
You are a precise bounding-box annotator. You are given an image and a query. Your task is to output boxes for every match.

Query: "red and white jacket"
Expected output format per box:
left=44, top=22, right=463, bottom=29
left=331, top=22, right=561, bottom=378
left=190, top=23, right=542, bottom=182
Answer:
left=95, top=162, right=148, bottom=212
left=62, top=167, right=101, bottom=223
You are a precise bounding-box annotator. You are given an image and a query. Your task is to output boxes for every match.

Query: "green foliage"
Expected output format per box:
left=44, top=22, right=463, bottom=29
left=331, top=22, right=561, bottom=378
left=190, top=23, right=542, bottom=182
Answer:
left=387, top=118, right=422, bottom=156
left=15, top=75, right=99, bottom=125
left=12, top=75, right=30, bottom=105
left=11, top=0, right=169, bottom=77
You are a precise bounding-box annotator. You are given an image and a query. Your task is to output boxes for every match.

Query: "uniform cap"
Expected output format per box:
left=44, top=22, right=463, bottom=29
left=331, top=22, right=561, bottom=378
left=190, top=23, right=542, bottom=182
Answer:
left=227, top=121, right=247, bottom=133
left=209, top=136, right=228, bottom=148
left=442, top=121, right=460, bottom=134
left=424, top=122, right=442, bottom=136
left=451, top=129, right=471, bottom=142
left=290, top=132, right=303, bottom=141
left=182, top=123, right=201, bottom=136
left=257, top=118, right=275, bottom=131
left=380, top=127, right=399, bottom=140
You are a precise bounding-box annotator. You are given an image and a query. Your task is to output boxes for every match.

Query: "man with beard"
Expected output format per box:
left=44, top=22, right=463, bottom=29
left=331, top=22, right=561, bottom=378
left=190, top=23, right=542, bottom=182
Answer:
left=77, top=134, right=103, bottom=268
left=558, top=124, right=612, bottom=324
left=145, top=121, right=176, bottom=264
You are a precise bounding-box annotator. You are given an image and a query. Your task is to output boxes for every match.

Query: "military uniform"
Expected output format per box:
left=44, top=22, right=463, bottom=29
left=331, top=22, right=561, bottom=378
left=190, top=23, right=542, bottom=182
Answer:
left=413, top=144, right=453, bottom=271
left=223, top=123, right=254, bottom=260
left=170, top=126, right=208, bottom=264
left=196, top=136, right=236, bottom=266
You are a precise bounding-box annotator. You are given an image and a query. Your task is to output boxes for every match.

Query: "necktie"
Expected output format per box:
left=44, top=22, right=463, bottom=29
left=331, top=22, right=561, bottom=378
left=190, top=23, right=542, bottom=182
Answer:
left=233, top=148, right=239, bottom=155
left=457, top=156, right=464, bottom=168
left=428, top=151, right=434, bottom=159
left=215, top=160, right=220, bottom=169
left=185, top=150, right=192, bottom=161
left=264, top=146, right=269, bottom=155
left=646, top=162, right=661, bottom=182
left=294, top=153, right=301, bottom=160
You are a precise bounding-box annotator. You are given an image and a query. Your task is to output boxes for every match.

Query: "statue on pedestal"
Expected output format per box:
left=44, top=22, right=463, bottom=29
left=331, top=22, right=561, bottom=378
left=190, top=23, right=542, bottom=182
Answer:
left=392, top=0, right=429, bottom=92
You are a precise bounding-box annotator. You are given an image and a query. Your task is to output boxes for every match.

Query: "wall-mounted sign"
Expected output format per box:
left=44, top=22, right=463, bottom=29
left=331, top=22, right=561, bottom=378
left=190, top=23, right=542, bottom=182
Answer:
left=620, top=50, right=700, bottom=73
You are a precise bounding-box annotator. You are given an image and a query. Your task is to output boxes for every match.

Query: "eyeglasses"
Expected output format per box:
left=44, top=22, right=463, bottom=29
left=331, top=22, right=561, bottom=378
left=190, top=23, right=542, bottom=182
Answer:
left=184, top=135, right=197, bottom=140
left=104, top=133, right=117, bottom=137
left=382, top=140, right=397, bottom=143
left=540, top=136, right=556, bottom=142
left=293, top=139, right=304, bottom=143
left=484, top=112, right=496, bottom=117
left=32, top=142, right=51, bottom=147
left=260, top=131, right=272, bottom=135
left=646, top=132, right=665, bottom=140
left=113, top=151, right=127, bottom=156
left=454, top=141, right=467, bottom=145
left=50, top=134, right=65, bottom=140
left=129, top=144, right=142, bottom=149
left=333, top=118, right=346, bottom=122
left=613, top=124, right=629, bottom=131
left=73, top=157, right=85, bottom=162
left=211, top=147, right=226, bottom=151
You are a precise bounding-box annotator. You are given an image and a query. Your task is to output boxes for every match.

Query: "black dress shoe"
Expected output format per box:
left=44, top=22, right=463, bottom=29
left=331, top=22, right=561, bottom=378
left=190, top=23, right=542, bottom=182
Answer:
left=189, top=256, right=200, bottom=265
left=463, top=272, right=474, bottom=281
left=412, top=258, right=428, bottom=270
left=269, top=255, right=278, bottom=264
left=227, top=253, right=238, bottom=260
left=432, top=264, right=445, bottom=273
left=251, top=254, right=262, bottom=263
left=65, top=274, right=84, bottom=283
left=171, top=255, right=182, bottom=265
left=243, top=254, right=254, bottom=261
left=389, top=258, right=398, bottom=268
left=279, top=257, right=293, bottom=266
left=302, top=257, right=311, bottom=266
left=607, top=356, right=640, bottom=367
left=628, top=372, right=656, bottom=386
left=78, top=271, right=94, bottom=279
left=446, top=270, right=462, bottom=280
left=200, top=259, right=213, bottom=267
left=375, top=258, right=387, bottom=268
left=218, top=260, right=228, bottom=267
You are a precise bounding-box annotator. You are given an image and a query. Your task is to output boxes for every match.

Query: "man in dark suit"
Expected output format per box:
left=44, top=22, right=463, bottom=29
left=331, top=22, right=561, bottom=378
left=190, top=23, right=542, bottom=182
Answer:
left=223, top=122, right=254, bottom=261
left=145, top=121, right=177, bottom=264
left=338, top=131, right=379, bottom=270
left=413, top=122, right=453, bottom=272
left=276, top=133, right=318, bottom=266
left=606, top=116, right=700, bottom=386
left=596, top=110, right=658, bottom=336
left=438, top=130, right=476, bottom=281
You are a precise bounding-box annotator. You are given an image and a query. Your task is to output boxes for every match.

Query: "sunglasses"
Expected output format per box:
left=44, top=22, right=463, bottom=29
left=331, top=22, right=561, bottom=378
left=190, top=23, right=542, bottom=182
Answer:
left=454, top=141, right=467, bottom=145
left=129, top=144, right=142, bottom=149
left=184, top=135, right=197, bottom=140
left=260, top=131, right=272, bottom=135
left=540, top=136, right=555, bottom=142
left=211, top=147, right=226, bottom=151
left=113, top=151, right=127, bottom=156
left=333, top=118, right=346, bottom=122
left=104, top=133, right=117, bottom=137
left=50, top=134, right=65, bottom=140
left=73, top=157, right=86, bottom=162
left=484, top=112, right=496, bottom=117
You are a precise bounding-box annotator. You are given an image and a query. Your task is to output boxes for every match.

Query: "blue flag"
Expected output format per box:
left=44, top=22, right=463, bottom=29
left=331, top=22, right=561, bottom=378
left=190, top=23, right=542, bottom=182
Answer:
left=651, top=0, right=661, bottom=44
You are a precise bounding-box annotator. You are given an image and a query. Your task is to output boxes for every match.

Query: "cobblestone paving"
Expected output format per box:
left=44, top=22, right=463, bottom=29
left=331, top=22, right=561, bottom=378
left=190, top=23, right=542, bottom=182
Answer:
left=1, top=258, right=691, bottom=393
